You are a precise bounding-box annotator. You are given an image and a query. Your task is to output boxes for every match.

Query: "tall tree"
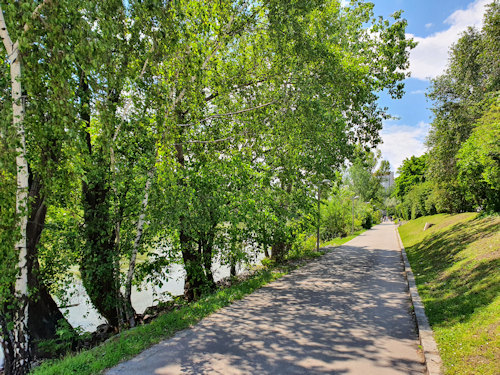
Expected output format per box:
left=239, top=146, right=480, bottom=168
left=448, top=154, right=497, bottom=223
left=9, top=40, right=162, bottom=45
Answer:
left=457, top=96, right=500, bottom=211
left=393, top=154, right=428, bottom=200
left=143, top=0, right=416, bottom=297
left=0, top=1, right=77, bottom=373
left=347, top=152, right=384, bottom=204
left=426, top=1, right=500, bottom=212
left=52, top=0, right=162, bottom=329
left=0, top=5, right=31, bottom=370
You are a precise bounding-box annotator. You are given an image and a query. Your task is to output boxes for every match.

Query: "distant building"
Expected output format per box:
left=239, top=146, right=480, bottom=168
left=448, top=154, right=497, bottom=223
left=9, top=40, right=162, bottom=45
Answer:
left=379, top=171, right=394, bottom=191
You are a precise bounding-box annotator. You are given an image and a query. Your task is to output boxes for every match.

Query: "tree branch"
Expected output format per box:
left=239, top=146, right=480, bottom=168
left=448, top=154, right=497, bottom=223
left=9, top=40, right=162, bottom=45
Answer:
left=174, top=136, right=233, bottom=145
left=1, top=0, right=53, bottom=59
left=0, top=5, right=13, bottom=55
left=24, top=0, right=53, bottom=33
left=177, top=100, right=277, bottom=127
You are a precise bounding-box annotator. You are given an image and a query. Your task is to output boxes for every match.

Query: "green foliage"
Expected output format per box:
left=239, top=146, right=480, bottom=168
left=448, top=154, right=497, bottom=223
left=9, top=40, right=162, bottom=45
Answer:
left=396, top=181, right=437, bottom=220
left=457, top=95, right=500, bottom=212
left=347, top=152, right=385, bottom=205
left=375, top=160, right=391, bottom=177
left=321, top=193, right=352, bottom=239
left=36, top=320, right=88, bottom=358
left=425, top=2, right=500, bottom=213
left=290, top=231, right=326, bottom=257
left=260, top=257, right=276, bottom=268
left=394, top=3, right=500, bottom=219
left=320, top=186, right=380, bottom=239
left=393, top=154, right=428, bottom=199
left=384, top=196, right=398, bottom=217
left=359, top=203, right=381, bottom=229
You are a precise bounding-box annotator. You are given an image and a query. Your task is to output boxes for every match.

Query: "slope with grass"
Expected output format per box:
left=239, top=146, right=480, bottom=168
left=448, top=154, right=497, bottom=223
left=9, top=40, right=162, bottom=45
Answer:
left=399, top=213, right=499, bottom=375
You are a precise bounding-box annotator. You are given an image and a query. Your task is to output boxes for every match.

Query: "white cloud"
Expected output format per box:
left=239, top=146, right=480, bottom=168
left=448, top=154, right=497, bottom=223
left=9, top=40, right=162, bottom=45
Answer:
left=425, top=23, right=433, bottom=29
left=379, top=121, right=430, bottom=174
left=410, top=89, right=426, bottom=95
left=409, top=0, right=489, bottom=81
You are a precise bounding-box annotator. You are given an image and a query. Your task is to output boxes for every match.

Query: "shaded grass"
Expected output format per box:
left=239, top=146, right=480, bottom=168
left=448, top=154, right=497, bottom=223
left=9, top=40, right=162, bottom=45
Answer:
left=399, top=213, right=500, bottom=374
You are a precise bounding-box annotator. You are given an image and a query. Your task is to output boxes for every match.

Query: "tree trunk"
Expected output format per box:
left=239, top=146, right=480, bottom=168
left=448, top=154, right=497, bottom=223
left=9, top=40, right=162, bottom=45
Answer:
left=0, top=10, right=31, bottom=372
left=78, top=72, right=123, bottom=329
left=230, top=260, right=237, bottom=278
left=229, top=240, right=240, bottom=278
left=81, top=160, right=124, bottom=329
left=263, top=244, right=270, bottom=259
left=10, top=53, right=30, bottom=375
left=180, top=228, right=207, bottom=301
left=26, top=174, right=75, bottom=358
left=1, top=3, right=73, bottom=372
left=200, top=234, right=216, bottom=290
left=271, top=242, right=289, bottom=262
left=174, top=138, right=212, bottom=300
left=124, top=169, right=154, bottom=327
left=0, top=314, right=16, bottom=375
left=262, top=228, right=270, bottom=258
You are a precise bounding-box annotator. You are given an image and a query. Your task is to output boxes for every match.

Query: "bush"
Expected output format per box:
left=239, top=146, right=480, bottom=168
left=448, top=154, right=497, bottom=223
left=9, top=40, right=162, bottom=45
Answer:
left=320, top=196, right=351, bottom=239
left=320, top=192, right=381, bottom=238
left=398, top=181, right=439, bottom=220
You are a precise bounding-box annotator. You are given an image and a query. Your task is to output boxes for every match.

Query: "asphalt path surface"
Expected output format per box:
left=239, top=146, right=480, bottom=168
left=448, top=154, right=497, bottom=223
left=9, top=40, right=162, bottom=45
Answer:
left=106, top=223, right=424, bottom=374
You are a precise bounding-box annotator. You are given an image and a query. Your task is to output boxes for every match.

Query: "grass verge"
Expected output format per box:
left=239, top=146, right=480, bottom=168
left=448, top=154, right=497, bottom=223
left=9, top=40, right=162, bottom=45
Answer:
left=398, top=213, right=500, bottom=375
left=30, top=230, right=363, bottom=375
left=322, top=229, right=366, bottom=248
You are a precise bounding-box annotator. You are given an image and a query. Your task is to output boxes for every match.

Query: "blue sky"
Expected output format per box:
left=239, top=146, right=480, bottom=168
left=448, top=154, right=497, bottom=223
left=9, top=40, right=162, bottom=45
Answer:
left=367, top=0, right=491, bottom=173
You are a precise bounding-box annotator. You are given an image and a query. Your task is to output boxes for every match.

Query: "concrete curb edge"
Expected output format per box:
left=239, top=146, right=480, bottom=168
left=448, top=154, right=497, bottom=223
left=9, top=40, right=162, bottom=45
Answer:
left=395, top=226, right=443, bottom=375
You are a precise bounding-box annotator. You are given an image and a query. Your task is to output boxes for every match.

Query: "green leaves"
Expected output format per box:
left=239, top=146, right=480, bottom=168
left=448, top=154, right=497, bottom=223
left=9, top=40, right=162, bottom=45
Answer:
left=1, top=0, right=415, bottom=337
left=457, top=95, right=500, bottom=212
left=426, top=2, right=500, bottom=213
left=393, top=154, right=428, bottom=200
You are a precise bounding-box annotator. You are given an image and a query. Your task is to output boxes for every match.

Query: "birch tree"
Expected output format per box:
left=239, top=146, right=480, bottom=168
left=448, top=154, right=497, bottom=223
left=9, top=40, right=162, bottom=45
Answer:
left=0, top=1, right=84, bottom=372
left=0, top=2, right=43, bottom=373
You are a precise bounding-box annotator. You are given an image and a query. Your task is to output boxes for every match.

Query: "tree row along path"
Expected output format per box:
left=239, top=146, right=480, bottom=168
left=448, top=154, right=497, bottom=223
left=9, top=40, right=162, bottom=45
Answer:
left=106, top=223, right=425, bottom=375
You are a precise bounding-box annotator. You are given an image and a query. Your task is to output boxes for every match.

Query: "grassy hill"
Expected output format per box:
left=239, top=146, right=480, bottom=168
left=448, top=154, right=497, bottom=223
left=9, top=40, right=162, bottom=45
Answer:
left=398, top=213, right=499, bottom=375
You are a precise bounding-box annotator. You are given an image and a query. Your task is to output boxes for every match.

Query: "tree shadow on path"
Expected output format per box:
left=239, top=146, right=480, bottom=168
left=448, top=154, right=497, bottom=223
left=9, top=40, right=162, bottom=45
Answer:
left=109, top=226, right=425, bottom=375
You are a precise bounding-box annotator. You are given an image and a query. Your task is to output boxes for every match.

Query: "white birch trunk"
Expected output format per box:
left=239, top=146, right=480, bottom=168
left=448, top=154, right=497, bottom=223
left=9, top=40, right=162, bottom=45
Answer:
left=124, top=168, right=155, bottom=326
left=0, top=5, right=31, bottom=374
left=11, top=50, right=30, bottom=375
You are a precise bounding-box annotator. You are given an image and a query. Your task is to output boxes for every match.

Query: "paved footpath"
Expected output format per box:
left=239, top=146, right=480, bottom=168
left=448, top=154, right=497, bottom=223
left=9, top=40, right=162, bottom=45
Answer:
left=107, top=223, right=425, bottom=375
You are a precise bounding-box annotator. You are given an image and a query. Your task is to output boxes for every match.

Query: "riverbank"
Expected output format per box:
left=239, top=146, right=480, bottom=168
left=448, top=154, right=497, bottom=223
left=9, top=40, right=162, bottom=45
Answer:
left=398, top=213, right=500, bottom=374
left=28, top=230, right=365, bottom=375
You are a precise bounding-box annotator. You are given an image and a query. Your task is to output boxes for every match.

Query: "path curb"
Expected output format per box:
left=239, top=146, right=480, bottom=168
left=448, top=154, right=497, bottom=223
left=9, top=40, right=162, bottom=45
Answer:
left=395, top=226, right=443, bottom=375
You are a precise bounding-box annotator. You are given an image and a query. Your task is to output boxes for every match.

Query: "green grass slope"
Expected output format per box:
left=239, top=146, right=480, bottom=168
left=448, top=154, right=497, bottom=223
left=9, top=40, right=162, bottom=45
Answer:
left=399, top=213, right=499, bottom=375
